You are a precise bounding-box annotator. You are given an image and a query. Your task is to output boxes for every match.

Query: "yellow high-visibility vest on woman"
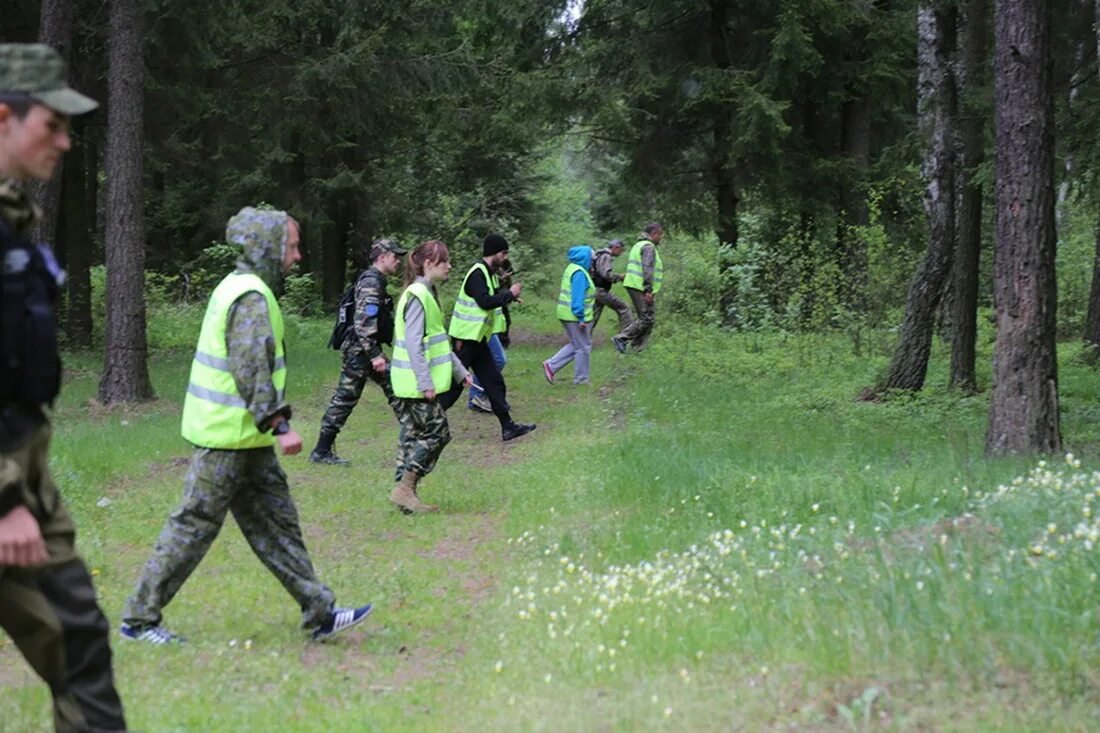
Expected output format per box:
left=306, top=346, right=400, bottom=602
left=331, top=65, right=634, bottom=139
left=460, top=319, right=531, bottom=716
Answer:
left=623, top=239, right=663, bottom=293
left=180, top=272, right=286, bottom=449
left=391, top=282, right=453, bottom=397
left=555, top=263, right=595, bottom=322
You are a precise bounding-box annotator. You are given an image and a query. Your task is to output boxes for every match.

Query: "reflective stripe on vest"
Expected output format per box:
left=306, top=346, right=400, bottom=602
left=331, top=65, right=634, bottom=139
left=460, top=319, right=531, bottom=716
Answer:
left=623, top=240, right=663, bottom=294
left=391, top=282, right=453, bottom=398
left=490, top=273, right=507, bottom=334
left=555, top=263, right=595, bottom=322
left=447, top=262, right=494, bottom=340
left=181, top=272, right=286, bottom=449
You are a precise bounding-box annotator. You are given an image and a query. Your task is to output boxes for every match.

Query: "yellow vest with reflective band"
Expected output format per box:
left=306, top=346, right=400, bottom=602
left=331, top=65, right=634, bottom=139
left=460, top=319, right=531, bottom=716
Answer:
left=391, top=282, right=453, bottom=398
left=448, top=262, right=495, bottom=341
left=623, top=240, right=663, bottom=294
left=490, top=273, right=507, bottom=334
left=181, top=272, right=286, bottom=449
left=556, top=263, right=595, bottom=322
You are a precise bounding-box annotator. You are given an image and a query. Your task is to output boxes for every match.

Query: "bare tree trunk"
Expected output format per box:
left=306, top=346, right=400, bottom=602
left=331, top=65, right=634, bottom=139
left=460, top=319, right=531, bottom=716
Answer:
left=949, top=0, right=987, bottom=392
left=28, top=0, right=75, bottom=249
left=709, top=0, right=740, bottom=325
left=877, top=2, right=958, bottom=392
left=61, top=116, right=94, bottom=347
left=1083, top=0, right=1100, bottom=358
left=986, top=0, right=1060, bottom=455
left=99, top=0, right=154, bottom=403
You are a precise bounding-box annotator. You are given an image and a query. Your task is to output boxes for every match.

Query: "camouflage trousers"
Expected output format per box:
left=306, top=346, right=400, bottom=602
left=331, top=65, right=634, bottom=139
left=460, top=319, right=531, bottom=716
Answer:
left=394, top=398, right=452, bottom=481
left=123, top=446, right=335, bottom=630
left=591, top=288, right=633, bottom=334
left=615, top=288, right=656, bottom=349
left=319, top=346, right=400, bottom=435
left=0, top=426, right=128, bottom=733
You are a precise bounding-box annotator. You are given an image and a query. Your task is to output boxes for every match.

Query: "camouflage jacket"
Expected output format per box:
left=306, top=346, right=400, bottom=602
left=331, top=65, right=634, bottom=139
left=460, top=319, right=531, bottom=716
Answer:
left=0, top=180, right=45, bottom=515
left=345, top=266, right=392, bottom=361
left=590, top=247, right=623, bottom=290
left=637, top=237, right=657, bottom=293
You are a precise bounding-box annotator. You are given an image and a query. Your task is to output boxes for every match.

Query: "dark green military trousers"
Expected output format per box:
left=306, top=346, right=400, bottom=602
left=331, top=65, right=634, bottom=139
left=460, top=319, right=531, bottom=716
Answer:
left=319, top=345, right=400, bottom=436
left=123, top=446, right=335, bottom=631
left=0, top=426, right=128, bottom=733
left=394, top=398, right=453, bottom=482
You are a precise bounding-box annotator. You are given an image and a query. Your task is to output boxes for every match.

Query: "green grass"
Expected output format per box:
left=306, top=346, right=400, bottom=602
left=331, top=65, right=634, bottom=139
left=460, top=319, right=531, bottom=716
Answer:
left=4, top=312, right=1100, bottom=732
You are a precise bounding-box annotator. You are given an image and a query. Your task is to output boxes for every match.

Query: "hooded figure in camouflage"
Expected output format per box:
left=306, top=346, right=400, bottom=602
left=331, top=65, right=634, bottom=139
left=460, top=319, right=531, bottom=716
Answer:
left=121, top=206, right=372, bottom=644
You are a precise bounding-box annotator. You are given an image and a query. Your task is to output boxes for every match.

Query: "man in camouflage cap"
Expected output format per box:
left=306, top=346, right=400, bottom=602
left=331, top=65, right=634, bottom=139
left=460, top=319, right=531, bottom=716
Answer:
left=0, top=45, right=129, bottom=732
left=311, top=237, right=407, bottom=465
left=121, top=206, right=372, bottom=644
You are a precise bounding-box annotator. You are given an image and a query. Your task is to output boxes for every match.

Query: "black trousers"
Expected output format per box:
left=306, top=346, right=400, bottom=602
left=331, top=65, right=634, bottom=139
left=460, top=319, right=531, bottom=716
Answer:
left=440, top=338, right=510, bottom=423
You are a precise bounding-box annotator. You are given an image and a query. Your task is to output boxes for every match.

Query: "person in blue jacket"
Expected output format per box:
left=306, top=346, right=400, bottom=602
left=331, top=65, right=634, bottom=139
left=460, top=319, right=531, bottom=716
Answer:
left=543, top=246, right=597, bottom=385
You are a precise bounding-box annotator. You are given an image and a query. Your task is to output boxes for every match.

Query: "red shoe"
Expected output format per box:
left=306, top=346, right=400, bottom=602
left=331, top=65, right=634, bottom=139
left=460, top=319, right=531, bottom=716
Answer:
left=542, top=360, right=555, bottom=384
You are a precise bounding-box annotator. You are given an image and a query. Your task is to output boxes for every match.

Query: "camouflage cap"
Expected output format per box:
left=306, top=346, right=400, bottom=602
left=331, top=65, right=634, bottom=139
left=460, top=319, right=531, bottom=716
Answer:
left=370, top=238, right=408, bottom=260
left=0, top=44, right=98, bottom=116
left=608, top=238, right=624, bottom=249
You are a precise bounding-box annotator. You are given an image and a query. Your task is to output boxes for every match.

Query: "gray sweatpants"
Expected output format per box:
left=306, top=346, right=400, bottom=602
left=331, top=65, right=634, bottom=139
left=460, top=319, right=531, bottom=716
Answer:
left=546, top=320, right=592, bottom=384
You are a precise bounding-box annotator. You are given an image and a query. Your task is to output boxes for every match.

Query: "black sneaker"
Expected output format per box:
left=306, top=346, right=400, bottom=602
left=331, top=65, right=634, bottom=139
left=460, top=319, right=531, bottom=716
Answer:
left=309, top=449, right=350, bottom=466
left=502, top=422, right=536, bottom=442
left=611, top=335, right=627, bottom=354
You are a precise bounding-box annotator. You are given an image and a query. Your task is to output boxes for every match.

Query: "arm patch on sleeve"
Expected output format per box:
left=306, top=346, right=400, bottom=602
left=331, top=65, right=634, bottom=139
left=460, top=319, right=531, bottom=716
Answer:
left=365, top=304, right=380, bottom=317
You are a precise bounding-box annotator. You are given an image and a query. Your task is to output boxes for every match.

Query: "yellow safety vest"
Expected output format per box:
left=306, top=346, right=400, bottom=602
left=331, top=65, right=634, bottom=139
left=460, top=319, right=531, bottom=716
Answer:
left=448, top=262, right=495, bottom=341
left=556, top=263, right=595, bottom=323
left=180, top=272, right=286, bottom=449
left=490, top=273, right=507, bottom=334
left=623, top=240, right=663, bottom=294
left=391, top=282, right=453, bottom=397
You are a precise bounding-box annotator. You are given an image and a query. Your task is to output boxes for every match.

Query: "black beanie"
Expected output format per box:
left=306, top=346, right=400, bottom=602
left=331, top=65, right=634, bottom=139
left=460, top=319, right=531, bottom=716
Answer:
left=483, top=233, right=509, bottom=257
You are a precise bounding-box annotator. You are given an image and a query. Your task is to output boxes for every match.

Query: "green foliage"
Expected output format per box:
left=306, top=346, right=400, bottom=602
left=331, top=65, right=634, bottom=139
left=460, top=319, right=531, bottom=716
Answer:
left=1056, top=201, right=1096, bottom=339
left=281, top=273, right=325, bottom=317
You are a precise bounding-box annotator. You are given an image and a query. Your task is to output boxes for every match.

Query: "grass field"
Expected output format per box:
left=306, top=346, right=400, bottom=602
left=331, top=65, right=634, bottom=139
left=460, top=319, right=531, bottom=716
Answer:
left=3, top=306, right=1100, bottom=731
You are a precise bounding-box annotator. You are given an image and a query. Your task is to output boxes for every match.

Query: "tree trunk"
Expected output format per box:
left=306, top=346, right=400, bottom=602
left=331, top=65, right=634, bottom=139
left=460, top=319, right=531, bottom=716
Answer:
left=28, top=0, right=75, bottom=250
left=321, top=197, right=351, bottom=306
left=1084, top=0, right=1100, bottom=358
left=838, top=91, right=872, bottom=315
left=709, top=0, right=740, bottom=325
left=61, top=116, right=94, bottom=347
left=986, top=0, right=1060, bottom=455
left=878, top=3, right=958, bottom=392
left=949, top=0, right=987, bottom=392
left=99, top=0, right=154, bottom=403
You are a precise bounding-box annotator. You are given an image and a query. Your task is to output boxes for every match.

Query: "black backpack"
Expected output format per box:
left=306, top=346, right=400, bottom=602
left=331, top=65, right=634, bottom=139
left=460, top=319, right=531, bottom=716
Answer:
left=327, top=283, right=357, bottom=350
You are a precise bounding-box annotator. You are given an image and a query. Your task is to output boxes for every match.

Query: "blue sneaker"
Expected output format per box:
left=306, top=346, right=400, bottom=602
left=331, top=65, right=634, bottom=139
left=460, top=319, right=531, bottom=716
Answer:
left=120, top=623, right=184, bottom=645
left=311, top=604, right=373, bottom=641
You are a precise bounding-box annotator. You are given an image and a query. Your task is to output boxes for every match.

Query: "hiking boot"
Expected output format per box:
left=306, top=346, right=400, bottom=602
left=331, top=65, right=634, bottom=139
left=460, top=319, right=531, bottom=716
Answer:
left=611, top=335, right=627, bottom=354
left=120, top=623, right=185, bottom=645
left=542, top=360, right=555, bottom=384
left=311, top=604, right=373, bottom=641
left=502, top=422, right=536, bottom=442
left=468, top=393, right=493, bottom=413
left=309, top=430, right=350, bottom=465
left=309, top=448, right=350, bottom=466
left=390, top=471, right=439, bottom=514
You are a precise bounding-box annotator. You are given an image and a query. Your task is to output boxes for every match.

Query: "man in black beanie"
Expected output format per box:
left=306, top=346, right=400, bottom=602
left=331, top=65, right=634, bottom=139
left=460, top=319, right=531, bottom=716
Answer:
left=441, top=234, right=536, bottom=440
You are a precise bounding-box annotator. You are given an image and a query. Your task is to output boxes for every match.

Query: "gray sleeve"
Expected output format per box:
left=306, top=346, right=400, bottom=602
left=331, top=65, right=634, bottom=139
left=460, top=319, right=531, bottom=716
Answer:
left=403, top=298, right=435, bottom=394
left=641, top=244, right=656, bottom=291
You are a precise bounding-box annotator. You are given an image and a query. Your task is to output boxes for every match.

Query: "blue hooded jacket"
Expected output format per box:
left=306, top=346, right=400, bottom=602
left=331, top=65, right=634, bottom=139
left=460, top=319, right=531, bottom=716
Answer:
left=567, top=245, right=594, bottom=321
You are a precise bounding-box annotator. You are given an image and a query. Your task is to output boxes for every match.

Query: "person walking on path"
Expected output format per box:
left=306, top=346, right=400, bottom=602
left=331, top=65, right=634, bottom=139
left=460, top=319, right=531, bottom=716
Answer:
left=466, top=257, right=511, bottom=414
left=311, top=237, right=407, bottom=465
left=590, top=239, right=633, bottom=335
left=612, top=222, right=664, bottom=353
left=442, top=233, right=535, bottom=441
left=0, top=44, right=130, bottom=733
left=121, top=206, right=371, bottom=644
left=543, top=246, right=596, bottom=386
left=389, top=241, right=472, bottom=514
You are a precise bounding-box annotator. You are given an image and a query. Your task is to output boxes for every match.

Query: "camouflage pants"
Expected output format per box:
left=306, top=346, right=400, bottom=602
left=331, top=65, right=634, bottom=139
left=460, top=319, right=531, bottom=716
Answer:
left=123, top=447, right=335, bottom=630
left=591, top=288, right=633, bottom=334
left=616, top=288, right=656, bottom=349
left=394, top=399, right=452, bottom=481
left=319, top=346, right=400, bottom=435
left=0, top=426, right=128, bottom=733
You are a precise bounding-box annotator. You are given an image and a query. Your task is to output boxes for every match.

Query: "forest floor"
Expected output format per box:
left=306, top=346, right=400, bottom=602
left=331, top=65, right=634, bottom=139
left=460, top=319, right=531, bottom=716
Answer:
left=3, top=315, right=1100, bottom=732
